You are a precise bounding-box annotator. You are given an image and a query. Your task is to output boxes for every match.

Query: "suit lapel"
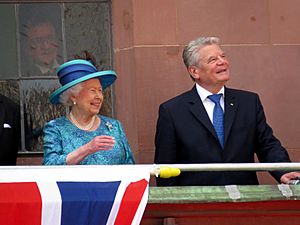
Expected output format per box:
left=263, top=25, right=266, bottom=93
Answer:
left=187, top=86, right=217, bottom=138
left=0, top=97, right=4, bottom=136
left=224, top=87, right=238, bottom=145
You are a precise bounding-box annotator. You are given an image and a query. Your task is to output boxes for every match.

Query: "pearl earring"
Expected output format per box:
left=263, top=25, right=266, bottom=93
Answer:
left=73, top=101, right=76, bottom=105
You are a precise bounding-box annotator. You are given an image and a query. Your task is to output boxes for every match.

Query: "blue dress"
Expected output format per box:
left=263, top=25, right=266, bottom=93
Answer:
left=43, top=115, right=135, bottom=165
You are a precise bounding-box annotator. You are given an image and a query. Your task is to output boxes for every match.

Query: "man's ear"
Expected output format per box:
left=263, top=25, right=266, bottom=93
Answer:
left=188, top=66, right=200, bottom=80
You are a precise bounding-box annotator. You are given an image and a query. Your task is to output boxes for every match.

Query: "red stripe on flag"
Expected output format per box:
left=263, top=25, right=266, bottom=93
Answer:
left=0, top=182, right=42, bottom=225
left=114, top=179, right=148, bottom=225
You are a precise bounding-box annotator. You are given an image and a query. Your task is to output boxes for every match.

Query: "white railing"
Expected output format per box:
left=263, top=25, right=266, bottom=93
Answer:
left=150, top=162, right=300, bottom=178
left=0, top=163, right=300, bottom=179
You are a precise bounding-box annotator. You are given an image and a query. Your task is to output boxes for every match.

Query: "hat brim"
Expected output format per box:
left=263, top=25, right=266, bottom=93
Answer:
left=49, top=70, right=117, bottom=104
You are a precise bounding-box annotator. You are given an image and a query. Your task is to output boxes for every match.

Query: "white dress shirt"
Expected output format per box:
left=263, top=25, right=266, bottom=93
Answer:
left=195, top=84, right=225, bottom=123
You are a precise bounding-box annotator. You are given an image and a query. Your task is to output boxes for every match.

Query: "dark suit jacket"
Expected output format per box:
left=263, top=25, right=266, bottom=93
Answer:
left=154, top=86, right=291, bottom=186
left=0, top=94, right=20, bottom=165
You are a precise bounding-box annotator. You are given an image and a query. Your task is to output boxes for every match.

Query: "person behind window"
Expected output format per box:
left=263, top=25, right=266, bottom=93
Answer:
left=43, top=52, right=135, bottom=165
left=19, top=4, right=62, bottom=77
left=0, top=94, right=20, bottom=165
left=24, top=20, right=59, bottom=76
left=154, top=36, right=300, bottom=186
left=18, top=4, right=64, bottom=152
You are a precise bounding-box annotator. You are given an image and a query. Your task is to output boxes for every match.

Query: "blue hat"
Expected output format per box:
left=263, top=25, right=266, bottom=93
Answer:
left=49, top=59, right=117, bottom=104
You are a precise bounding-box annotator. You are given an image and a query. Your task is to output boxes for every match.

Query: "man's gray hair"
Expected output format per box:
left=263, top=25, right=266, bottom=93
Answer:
left=182, top=37, right=220, bottom=69
left=59, top=83, right=82, bottom=107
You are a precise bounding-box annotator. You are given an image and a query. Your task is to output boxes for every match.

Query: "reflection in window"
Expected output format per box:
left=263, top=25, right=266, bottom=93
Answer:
left=19, top=4, right=63, bottom=77
left=18, top=4, right=66, bottom=151
left=0, top=2, right=113, bottom=154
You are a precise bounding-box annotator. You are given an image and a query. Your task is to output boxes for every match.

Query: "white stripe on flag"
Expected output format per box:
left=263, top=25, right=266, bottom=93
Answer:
left=37, top=181, right=62, bottom=225
left=105, top=180, right=129, bottom=225
left=131, top=184, right=149, bottom=225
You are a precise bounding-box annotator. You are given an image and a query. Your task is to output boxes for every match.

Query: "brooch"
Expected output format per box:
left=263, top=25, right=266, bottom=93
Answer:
left=105, top=122, right=113, bottom=131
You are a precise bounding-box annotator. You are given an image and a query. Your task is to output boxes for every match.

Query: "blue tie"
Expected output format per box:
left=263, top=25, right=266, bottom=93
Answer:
left=208, top=94, right=224, bottom=148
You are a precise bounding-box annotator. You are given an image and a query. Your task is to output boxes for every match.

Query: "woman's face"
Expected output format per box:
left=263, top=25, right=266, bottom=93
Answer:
left=73, top=78, right=103, bottom=116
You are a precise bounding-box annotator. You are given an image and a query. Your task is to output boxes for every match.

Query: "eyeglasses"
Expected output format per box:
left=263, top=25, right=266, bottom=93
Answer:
left=29, top=35, right=58, bottom=48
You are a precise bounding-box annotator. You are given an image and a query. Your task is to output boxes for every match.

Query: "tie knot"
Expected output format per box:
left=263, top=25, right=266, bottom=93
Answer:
left=208, top=94, right=222, bottom=104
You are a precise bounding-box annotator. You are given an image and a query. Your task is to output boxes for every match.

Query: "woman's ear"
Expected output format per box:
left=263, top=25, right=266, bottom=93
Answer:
left=69, top=95, right=77, bottom=105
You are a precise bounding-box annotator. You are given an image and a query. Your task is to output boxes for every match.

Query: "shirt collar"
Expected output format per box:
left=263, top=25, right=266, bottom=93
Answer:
left=35, top=59, right=59, bottom=75
left=196, top=83, right=225, bottom=102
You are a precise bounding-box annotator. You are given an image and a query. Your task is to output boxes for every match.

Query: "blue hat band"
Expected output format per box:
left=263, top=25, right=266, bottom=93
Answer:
left=58, top=64, right=97, bottom=86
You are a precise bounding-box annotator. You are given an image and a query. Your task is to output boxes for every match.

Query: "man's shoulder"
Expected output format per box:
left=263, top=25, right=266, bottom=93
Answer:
left=226, top=87, right=259, bottom=99
left=0, top=94, right=19, bottom=111
left=160, top=87, right=195, bottom=107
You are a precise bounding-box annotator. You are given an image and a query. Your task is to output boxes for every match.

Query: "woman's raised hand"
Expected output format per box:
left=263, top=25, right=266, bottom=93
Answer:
left=86, top=135, right=115, bottom=153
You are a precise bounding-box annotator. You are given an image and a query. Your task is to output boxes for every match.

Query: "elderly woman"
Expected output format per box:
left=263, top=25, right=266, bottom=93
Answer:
left=43, top=58, right=135, bottom=165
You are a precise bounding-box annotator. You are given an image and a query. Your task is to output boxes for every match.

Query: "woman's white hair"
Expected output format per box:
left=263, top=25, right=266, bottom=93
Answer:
left=59, top=83, right=82, bottom=107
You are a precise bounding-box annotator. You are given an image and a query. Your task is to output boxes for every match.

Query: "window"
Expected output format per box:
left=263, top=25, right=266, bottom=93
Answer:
left=0, top=2, right=113, bottom=153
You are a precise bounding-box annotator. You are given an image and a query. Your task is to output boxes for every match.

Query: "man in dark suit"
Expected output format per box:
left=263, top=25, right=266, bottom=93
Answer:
left=154, top=37, right=300, bottom=186
left=0, top=94, right=20, bottom=165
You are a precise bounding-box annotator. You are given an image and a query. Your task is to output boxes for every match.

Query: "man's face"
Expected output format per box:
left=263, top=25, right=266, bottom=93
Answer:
left=27, top=23, right=58, bottom=66
left=191, top=44, right=230, bottom=91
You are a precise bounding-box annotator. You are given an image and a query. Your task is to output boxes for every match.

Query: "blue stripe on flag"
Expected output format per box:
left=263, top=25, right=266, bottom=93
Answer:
left=57, top=181, right=120, bottom=225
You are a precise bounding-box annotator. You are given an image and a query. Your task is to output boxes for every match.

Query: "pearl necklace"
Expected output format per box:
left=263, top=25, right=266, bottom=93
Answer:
left=69, top=111, right=96, bottom=131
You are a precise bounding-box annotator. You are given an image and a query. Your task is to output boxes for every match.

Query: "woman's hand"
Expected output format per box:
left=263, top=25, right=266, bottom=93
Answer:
left=86, top=135, right=115, bottom=153
left=66, top=135, right=115, bottom=165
